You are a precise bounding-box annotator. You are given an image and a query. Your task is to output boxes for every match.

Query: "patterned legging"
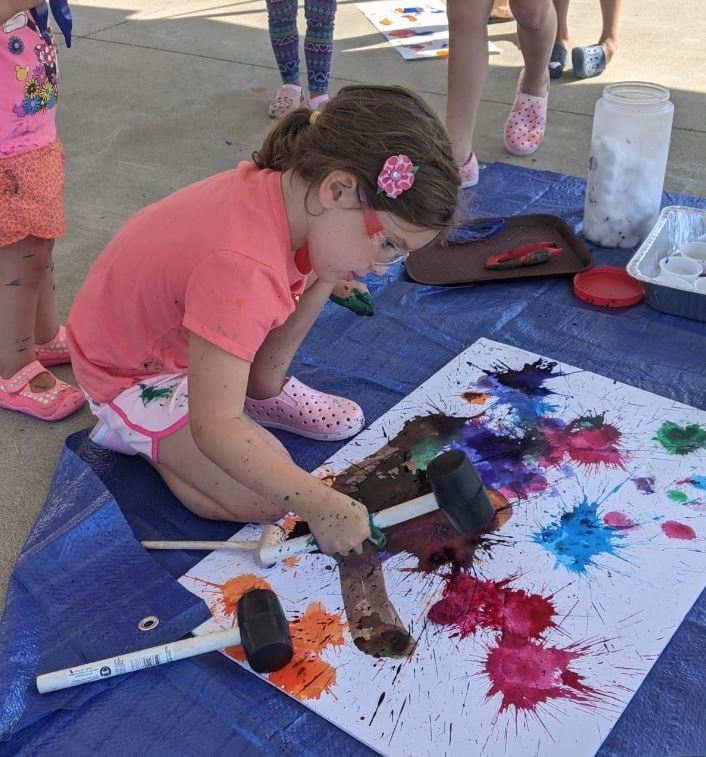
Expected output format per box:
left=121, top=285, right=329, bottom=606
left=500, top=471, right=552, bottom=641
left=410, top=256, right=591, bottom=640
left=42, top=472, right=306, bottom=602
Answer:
left=265, top=0, right=337, bottom=96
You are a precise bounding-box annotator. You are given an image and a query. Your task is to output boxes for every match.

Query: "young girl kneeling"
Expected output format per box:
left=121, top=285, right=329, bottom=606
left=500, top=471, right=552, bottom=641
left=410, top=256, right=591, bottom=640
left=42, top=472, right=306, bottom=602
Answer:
left=66, top=84, right=460, bottom=556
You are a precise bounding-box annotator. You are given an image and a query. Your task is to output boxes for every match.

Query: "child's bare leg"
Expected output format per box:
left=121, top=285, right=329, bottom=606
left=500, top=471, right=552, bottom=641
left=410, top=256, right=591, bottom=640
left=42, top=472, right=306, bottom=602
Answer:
left=247, top=277, right=335, bottom=399
left=445, top=0, right=493, bottom=166
left=553, top=0, right=570, bottom=48
left=511, top=0, right=556, bottom=96
left=0, top=236, right=55, bottom=389
left=149, top=416, right=291, bottom=522
left=597, top=0, right=621, bottom=61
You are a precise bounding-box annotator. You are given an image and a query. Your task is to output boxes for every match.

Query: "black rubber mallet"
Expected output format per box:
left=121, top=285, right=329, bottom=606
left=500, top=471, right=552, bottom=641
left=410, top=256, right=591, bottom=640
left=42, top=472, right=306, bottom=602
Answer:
left=36, top=588, right=293, bottom=693
left=258, top=449, right=496, bottom=566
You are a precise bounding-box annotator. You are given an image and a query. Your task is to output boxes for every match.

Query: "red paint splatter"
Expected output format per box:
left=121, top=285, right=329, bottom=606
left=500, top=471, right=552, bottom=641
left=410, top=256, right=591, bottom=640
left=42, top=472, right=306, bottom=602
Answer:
left=537, top=414, right=626, bottom=469
left=429, top=574, right=608, bottom=720
left=661, top=521, right=697, bottom=540
left=603, top=511, right=639, bottom=530
left=484, top=635, right=601, bottom=713
left=428, top=574, right=557, bottom=639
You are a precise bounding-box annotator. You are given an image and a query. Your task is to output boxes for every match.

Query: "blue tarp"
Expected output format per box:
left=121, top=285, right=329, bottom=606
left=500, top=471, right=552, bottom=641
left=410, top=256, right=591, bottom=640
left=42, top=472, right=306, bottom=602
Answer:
left=1, top=163, right=705, bottom=756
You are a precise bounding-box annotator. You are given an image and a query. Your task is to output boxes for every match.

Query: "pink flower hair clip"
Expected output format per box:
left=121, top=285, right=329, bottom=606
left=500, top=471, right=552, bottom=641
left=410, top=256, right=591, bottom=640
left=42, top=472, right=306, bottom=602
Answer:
left=376, top=154, right=419, bottom=199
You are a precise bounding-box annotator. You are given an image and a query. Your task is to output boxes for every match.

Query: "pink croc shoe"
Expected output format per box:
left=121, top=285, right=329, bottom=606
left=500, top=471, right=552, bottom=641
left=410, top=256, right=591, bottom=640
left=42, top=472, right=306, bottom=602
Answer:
left=503, top=74, right=549, bottom=156
left=34, top=324, right=70, bottom=366
left=267, top=84, right=304, bottom=119
left=244, top=377, right=365, bottom=441
left=0, top=360, right=85, bottom=421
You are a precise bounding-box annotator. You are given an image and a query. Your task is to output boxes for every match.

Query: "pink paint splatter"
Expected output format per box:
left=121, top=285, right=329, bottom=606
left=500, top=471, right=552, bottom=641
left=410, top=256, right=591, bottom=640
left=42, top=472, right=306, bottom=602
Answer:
left=484, top=635, right=602, bottom=713
left=603, top=511, right=639, bottom=530
left=661, top=521, right=697, bottom=540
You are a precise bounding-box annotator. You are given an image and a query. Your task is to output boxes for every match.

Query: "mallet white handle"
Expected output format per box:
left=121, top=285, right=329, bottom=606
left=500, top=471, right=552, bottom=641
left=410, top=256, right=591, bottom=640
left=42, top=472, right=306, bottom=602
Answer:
left=37, top=626, right=241, bottom=694
left=141, top=540, right=257, bottom=551
left=258, top=491, right=438, bottom=566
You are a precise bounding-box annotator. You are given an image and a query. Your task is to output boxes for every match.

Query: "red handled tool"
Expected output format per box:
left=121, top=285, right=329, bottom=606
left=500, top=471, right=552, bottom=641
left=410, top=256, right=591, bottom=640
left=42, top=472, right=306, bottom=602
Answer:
left=486, top=241, right=563, bottom=270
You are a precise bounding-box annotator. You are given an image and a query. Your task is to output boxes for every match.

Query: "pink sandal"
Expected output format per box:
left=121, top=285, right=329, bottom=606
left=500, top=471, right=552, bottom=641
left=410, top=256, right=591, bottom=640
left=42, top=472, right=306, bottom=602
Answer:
left=503, top=72, right=549, bottom=156
left=267, top=84, right=304, bottom=119
left=459, top=153, right=480, bottom=189
left=34, top=324, right=70, bottom=366
left=0, top=360, right=85, bottom=421
left=244, top=376, right=365, bottom=441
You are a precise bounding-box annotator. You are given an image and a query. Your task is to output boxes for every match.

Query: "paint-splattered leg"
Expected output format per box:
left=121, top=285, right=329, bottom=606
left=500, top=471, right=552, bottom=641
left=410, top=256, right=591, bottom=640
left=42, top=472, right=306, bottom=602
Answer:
left=33, top=240, right=60, bottom=345
left=0, top=236, right=55, bottom=390
left=151, top=414, right=292, bottom=523
left=336, top=543, right=416, bottom=658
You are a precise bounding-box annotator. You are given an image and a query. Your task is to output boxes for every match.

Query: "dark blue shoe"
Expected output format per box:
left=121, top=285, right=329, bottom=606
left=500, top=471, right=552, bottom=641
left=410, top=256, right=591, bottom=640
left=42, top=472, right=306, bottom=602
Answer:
left=549, top=43, right=567, bottom=79
left=572, top=44, right=607, bottom=79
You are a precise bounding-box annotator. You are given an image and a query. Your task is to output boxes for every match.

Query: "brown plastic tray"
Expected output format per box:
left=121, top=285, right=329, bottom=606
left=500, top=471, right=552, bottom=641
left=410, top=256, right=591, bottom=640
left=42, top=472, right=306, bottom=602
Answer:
left=405, top=213, right=593, bottom=285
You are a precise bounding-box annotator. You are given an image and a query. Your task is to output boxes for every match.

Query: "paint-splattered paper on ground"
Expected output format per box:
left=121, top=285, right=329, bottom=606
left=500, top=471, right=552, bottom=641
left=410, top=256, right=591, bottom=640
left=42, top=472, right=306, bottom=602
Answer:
left=355, top=1, right=501, bottom=60
left=180, top=338, right=706, bottom=757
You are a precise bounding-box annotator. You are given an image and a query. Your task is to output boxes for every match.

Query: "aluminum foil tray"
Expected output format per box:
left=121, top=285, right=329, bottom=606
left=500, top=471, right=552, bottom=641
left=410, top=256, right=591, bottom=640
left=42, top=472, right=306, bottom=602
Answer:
left=626, top=205, right=706, bottom=322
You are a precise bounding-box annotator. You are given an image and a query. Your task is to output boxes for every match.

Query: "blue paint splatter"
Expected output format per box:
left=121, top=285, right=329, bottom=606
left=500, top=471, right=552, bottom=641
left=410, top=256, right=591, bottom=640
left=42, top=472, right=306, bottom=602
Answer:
left=688, top=475, right=706, bottom=490
left=532, top=497, right=627, bottom=573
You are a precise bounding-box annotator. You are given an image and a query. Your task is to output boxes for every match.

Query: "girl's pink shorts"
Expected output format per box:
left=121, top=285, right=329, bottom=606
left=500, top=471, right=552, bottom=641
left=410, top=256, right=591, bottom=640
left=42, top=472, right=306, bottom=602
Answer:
left=88, top=373, right=190, bottom=462
left=0, top=139, right=65, bottom=247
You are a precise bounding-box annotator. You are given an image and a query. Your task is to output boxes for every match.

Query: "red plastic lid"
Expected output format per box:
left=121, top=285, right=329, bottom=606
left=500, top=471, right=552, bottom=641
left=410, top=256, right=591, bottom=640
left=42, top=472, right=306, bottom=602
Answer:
left=573, top=266, right=644, bottom=307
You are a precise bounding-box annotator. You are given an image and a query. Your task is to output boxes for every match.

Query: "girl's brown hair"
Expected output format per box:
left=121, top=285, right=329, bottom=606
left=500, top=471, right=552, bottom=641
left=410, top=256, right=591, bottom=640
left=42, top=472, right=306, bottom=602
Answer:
left=253, top=84, right=460, bottom=230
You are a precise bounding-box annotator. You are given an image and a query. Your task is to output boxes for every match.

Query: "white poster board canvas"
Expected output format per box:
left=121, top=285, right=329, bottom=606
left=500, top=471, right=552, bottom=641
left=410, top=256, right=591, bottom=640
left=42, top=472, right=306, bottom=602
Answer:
left=180, top=338, right=706, bottom=756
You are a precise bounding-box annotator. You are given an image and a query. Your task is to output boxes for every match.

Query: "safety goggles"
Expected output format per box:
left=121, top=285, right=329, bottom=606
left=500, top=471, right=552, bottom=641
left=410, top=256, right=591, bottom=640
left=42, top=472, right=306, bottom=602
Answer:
left=358, top=188, right=410, bottom=267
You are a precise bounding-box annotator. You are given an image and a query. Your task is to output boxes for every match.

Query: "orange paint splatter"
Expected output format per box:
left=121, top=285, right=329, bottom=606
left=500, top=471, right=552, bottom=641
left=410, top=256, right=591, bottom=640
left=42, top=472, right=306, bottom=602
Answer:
left=191, top=573, right=272, bottom=618
left=290, top=601, right=346, bottom=653
left=281, top=514, right=300, bottom=534
left=229, top=600, right=347, bottom=701
left=461, top=390, right=491, bottom=405
left=268, top=653, right=337, bottom=699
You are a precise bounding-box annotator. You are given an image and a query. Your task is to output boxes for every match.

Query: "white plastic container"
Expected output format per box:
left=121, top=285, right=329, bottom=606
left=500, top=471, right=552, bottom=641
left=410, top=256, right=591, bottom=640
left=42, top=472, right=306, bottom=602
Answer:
left=583, top=82, right=674, bottom=248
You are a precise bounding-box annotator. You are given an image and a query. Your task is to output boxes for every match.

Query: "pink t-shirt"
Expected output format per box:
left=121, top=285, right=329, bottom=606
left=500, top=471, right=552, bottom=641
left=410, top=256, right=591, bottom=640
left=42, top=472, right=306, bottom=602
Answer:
left=0, top=11, right=58, bottom=158
left=67, top=162, right=311, bottom=403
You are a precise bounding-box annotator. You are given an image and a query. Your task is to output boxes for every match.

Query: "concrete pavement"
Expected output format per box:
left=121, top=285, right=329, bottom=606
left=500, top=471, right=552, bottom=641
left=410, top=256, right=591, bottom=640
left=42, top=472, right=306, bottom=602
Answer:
left=1, top=0, right=705, bottom=612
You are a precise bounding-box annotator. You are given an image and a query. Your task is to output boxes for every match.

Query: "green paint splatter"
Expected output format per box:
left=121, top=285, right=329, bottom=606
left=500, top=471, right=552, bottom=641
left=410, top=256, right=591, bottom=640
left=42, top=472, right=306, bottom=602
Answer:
left=409, top=437, right=447, bottom=470
left=667, top=489, right=689, bottom=504
left=654, top=422, right=706, bottom=456
left=139, top=383, right=175, bottom=406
